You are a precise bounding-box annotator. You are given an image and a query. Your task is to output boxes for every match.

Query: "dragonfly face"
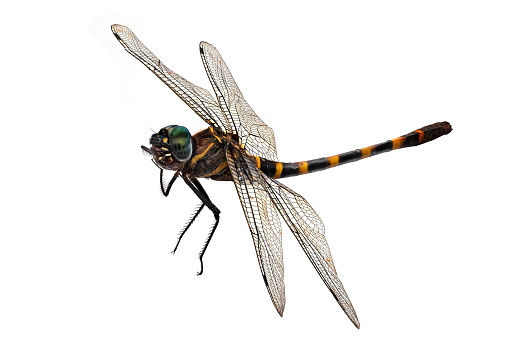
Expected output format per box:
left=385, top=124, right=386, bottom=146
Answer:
left=147, top=125, right=193, bottom=169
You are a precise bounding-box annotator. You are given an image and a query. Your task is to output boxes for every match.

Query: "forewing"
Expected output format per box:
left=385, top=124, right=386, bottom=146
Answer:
left=200, top=42, right=278, bottom=161
left=262, top=176, right=360, bottom=328
left=226, top=147, right=285, bottom=315
left=111, top=25, right=232, bottom=133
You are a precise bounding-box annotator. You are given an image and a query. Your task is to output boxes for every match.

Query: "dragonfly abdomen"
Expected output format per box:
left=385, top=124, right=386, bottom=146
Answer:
left=255, top=121, right=452, bottom=179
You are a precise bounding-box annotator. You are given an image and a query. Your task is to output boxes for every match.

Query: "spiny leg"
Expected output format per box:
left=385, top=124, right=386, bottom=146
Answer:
left=160, top=168, right=180, bottom=196
left=181, top=175, right=220, bottom=275
left=158, top=167, right=204, bottom=254
left=172, top=203, right=205, bottom=254
left=191, top=178, right=220, bottom=275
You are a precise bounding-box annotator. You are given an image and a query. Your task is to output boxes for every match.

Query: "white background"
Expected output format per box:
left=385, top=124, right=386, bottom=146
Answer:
left=1, top=1, right=508, bottom=338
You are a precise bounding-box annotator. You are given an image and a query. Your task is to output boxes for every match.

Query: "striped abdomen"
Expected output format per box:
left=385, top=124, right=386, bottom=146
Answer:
left=254, top=121, right=452, bottom=179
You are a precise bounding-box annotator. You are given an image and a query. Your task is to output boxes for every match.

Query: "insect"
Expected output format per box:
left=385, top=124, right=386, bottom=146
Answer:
left=111, top=24, right=452, bottom=328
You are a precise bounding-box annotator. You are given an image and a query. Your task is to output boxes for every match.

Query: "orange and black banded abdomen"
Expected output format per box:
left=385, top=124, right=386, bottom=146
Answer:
left=255, top=121, right=452, bottom=179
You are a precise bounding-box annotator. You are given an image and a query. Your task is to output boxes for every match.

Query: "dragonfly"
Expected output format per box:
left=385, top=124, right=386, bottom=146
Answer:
left=111, top=24, right=452, bottom=329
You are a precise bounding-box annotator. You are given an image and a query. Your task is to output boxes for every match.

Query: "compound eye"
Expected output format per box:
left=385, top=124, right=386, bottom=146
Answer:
left=167, top=126, right=192, bottom=161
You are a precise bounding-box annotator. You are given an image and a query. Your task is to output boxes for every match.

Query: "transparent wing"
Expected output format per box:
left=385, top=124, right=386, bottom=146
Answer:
left=262, top=168, right=360, bottom=328
left=226, top=147, right=285, bottom=314
left=200, top=42, right=278, bottom=161
left=111, top=25, right=232, bottom=133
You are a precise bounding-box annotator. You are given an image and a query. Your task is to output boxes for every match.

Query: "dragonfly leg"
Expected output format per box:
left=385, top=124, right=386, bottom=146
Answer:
left=172, top=203, right=205, bottom=254
left=159, top=167, right=205, bottom=254
left=160, top=168, right=180, bottom=196
left=181, top=175, right=221, bottom=275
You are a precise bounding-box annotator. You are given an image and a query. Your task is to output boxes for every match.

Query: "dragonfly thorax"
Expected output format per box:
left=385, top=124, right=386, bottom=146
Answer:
left=148, top=125, right=193, bottom=167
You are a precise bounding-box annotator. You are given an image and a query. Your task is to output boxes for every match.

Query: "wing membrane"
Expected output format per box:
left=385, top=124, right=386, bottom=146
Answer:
left=262, top=176, right=360, bottom=328
left=228, top=148, right=359, bottom=327
left=111, top=25, right=232, bottom=133
left=200, top=42, right=278, bottom=161
left=226, top=147, right=285, bottom=314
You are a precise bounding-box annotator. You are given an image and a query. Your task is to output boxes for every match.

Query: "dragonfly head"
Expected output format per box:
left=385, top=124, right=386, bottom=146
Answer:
left=144, top=125, right=193, bottom=167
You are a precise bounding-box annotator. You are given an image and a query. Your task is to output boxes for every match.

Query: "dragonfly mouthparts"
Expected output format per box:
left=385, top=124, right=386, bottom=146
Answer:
left=141, top=145, right=152, bottom=155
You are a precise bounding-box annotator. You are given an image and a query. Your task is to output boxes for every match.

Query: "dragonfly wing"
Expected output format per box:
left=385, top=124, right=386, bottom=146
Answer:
left=200, top=42, right=278, bottom=161
left=262, top=174, right=360, bottom=328
left=226, top=147, right=285, bottom=315
left=111, top=25, right=232, bottom=133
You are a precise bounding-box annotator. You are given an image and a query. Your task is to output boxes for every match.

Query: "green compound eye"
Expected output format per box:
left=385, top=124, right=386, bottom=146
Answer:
left=165, top=125, right=192, bottom=161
